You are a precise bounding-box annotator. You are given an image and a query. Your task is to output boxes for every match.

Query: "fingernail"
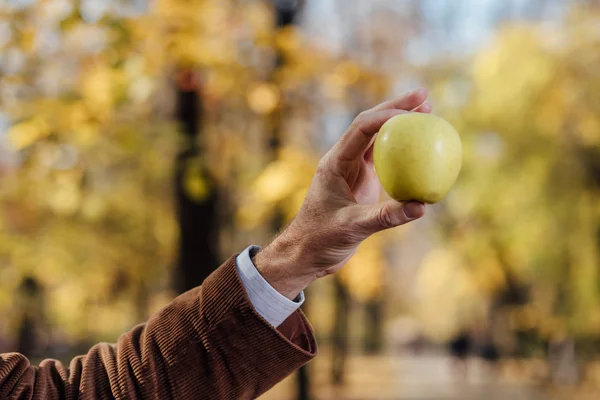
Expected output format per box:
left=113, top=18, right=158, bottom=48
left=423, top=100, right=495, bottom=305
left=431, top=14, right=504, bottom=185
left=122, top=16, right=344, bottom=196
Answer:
left=404, top=202, right=424, bottom=219
left=415, top=101, right=431, bottom=112
left=414, top=87, right=427, bottom=97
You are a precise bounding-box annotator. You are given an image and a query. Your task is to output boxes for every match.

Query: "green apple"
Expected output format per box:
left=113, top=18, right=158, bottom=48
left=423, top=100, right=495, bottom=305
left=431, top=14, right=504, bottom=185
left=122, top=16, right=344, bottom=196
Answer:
left=373, top=113, right=462, bottom=204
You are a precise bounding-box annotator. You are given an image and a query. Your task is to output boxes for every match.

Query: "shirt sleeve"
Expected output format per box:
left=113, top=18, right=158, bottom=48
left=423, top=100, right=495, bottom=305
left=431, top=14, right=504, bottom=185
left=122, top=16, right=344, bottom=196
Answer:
left=235, top=245, right=305, bottom=328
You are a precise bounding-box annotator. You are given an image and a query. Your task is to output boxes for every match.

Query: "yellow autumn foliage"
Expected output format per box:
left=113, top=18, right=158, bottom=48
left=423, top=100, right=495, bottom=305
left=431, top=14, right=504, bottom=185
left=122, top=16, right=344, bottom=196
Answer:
left=7, top=118, right=50, bottom=150
left=439, top=9, right=600, bottom=339
left=415, top=248, right=486, bottom=342
left=339, top=236, right=385, bottom=302
left=2, top=0, right=599, bottom=352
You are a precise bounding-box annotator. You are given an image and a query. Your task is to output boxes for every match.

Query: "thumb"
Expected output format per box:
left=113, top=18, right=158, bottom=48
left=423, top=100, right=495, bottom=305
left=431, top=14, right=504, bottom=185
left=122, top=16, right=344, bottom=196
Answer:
left=353, top=200, right=425, bottom=235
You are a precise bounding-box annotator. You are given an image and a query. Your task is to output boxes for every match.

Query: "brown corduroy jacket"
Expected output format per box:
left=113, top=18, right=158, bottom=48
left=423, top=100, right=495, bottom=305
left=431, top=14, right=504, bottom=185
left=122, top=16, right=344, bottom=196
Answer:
left=0, top=256, right=317, bottom=399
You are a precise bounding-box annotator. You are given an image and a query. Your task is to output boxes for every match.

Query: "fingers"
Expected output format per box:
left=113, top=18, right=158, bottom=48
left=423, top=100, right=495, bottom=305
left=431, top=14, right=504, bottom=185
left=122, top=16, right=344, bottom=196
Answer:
left=369, top=87, right=428, bottom=112
left=333, top=88, right=431, bottom=163
left=350, top=200, right=425, bottom=236
left=335, top=109, right=406, bottom=162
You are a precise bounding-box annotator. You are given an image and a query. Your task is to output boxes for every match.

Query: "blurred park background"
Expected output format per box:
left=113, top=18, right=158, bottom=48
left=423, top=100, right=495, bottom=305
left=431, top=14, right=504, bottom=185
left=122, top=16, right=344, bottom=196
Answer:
left=1, top=0, right=600, bottom=398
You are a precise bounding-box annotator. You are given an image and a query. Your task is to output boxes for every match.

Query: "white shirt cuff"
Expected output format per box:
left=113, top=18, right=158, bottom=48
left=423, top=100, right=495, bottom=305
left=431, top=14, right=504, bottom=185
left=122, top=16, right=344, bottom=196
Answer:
left=235, top=245, right=305, bottom=327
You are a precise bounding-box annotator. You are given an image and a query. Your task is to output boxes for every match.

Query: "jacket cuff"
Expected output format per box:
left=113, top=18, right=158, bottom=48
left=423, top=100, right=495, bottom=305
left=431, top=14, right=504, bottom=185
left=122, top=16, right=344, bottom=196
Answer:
left=199, top=256, right=317, bottom=376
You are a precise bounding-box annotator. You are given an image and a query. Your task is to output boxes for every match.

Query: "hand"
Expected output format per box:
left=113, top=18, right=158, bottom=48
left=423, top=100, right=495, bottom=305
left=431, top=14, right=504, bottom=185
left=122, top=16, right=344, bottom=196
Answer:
left=254, top=88, right=431, bottom=299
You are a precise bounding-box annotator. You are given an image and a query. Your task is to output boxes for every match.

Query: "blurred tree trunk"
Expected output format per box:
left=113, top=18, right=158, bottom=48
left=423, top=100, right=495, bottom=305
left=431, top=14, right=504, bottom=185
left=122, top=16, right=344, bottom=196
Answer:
left=174, top=71, right=220, bottom=293
left=363, top=296, right=384, bottom=354
left=16, top=277, right=44, bottom=358
left=332, top=275, right=350, bottom=385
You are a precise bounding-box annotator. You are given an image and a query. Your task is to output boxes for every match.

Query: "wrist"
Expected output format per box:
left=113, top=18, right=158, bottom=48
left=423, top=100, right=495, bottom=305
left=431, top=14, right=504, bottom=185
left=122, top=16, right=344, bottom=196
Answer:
left=253, top=231, right=317, bottom=300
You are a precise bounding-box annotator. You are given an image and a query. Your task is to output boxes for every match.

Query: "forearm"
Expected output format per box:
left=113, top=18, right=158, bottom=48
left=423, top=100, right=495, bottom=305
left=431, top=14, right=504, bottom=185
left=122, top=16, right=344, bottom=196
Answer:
left=0, top=257, right=316, bottom=400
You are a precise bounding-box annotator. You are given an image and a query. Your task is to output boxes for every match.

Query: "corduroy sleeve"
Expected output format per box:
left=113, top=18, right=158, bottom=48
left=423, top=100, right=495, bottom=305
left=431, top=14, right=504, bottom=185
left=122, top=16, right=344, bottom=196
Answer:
left=0, top=256, right=317, bottom=399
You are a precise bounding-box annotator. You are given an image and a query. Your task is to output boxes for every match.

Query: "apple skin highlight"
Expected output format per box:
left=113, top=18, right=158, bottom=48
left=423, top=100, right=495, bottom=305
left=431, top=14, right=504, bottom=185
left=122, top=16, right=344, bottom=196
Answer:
left=373, top=113, right=462, bottom=204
